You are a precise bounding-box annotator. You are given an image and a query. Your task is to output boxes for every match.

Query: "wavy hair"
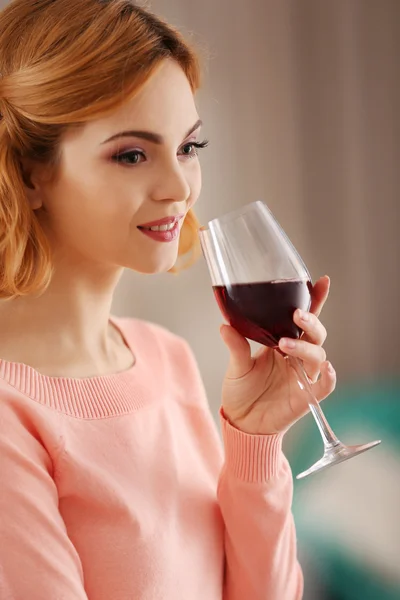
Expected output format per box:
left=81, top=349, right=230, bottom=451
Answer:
left=0, top=0, right=202, bottom=299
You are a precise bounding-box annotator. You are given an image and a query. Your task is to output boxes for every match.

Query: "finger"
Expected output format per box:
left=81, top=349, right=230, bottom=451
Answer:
left=290, top=361, right=336, bottom=419
left=219, top=324, right=255, bottom=380
left=309, top=275, right=330, bottom=317
left=311, top=361, right=337, bottom=402
left=293, top=309, right=327, bottom=346
left=279, top=337, right=326, bottom=382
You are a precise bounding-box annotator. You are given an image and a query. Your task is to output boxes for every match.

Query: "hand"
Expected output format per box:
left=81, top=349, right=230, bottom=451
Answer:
left=220, top=275, right=336, bottom=435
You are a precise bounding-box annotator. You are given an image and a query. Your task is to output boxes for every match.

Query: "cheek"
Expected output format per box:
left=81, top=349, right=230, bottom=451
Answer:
left=78, top=174, right=141, bottom=224
left=44, top=175, right=137, bottom=246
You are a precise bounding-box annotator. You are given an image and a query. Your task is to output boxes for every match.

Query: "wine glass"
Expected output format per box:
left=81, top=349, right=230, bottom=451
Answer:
left=199, top=200, right=381, bottom=479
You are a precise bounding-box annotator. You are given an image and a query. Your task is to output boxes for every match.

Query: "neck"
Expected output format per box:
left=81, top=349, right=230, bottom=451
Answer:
left=0, top=261, right=134, bottom=378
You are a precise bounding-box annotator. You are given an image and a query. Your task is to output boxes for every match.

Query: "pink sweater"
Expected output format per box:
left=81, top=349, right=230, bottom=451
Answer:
left=0, top=316, right=303, bottom=599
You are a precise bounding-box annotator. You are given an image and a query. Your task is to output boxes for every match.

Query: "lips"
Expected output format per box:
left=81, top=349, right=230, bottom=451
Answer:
left=138, top=214, right=185, bottom=229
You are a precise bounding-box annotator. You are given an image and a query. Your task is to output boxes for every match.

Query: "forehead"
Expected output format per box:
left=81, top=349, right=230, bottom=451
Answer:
left=77, top=59, right=199, bottom=146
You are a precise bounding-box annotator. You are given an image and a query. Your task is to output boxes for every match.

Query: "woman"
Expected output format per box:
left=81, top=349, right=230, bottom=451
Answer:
left=0, top=1, right=336, bottom=598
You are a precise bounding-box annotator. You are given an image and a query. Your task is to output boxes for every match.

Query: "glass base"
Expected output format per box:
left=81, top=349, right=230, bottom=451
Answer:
left=296, top=439, right=381, bottom=480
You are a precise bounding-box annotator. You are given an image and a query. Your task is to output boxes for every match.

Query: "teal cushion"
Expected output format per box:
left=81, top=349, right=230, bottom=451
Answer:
left=285, top=378, right=400, bottom=599
left=301, top=541, right=400, bottom=600
left=286, top=378, right=400, bottom=475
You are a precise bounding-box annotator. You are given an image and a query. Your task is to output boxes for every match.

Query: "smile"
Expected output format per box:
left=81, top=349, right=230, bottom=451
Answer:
left=141, top=222, right=176, bottom=232
left=137, top=220, right=180, bottom=243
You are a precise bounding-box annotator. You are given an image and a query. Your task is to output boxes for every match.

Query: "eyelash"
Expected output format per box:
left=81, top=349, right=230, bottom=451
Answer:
left=112, top=140, right=210, bottom=166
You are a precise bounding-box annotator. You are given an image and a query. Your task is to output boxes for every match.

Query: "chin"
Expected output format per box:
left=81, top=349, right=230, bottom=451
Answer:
left=126, top=253, right=178, bottom=275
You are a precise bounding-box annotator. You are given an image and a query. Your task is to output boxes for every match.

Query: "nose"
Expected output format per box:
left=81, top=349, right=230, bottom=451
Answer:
left=151, top=160, right=191, bottom=204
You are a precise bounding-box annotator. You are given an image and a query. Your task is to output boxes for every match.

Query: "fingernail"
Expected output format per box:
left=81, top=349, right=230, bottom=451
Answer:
left=297, top=309, right=309, bottom=322
left=327, top=361, right=335, bottom=374
left=281, top=338, right=296, bottom=349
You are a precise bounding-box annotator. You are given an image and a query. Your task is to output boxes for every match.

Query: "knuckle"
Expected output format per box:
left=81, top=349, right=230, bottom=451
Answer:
left=305, top=342, right=325, bottom=364
left=312, top=314, right=327, bottom=343
left=327, top=377, right=336, bottom=394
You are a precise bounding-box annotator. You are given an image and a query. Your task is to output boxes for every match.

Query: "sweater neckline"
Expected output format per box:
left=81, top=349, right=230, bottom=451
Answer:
left=0, top=316, right=156, bottom=419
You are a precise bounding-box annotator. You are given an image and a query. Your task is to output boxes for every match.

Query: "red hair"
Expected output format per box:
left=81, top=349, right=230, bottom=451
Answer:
left=0, top=0, right=202, bottom=299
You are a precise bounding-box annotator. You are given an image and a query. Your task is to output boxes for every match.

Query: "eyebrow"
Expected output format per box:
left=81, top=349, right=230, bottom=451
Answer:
left=101, top=119, right=203, bottom=145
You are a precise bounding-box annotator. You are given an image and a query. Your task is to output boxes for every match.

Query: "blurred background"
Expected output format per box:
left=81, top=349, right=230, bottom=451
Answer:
left=118, top=0, right=397, bottom=598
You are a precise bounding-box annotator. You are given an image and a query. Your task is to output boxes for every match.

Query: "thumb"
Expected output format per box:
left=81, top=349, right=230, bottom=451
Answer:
left=220, top=324, right=254, bottom=379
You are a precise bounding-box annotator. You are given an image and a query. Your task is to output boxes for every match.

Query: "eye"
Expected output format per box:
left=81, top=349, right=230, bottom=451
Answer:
left=112, top=150, right=146, bottom=166
left=179, top=140, right=209, bottom=159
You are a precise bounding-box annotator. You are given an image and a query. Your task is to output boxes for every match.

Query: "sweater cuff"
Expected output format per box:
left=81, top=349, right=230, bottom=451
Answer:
left=220, top=407, right=285, bottom=483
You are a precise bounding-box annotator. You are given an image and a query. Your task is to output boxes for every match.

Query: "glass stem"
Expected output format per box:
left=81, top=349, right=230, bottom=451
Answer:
left=287, top=355, right=341, bottom=449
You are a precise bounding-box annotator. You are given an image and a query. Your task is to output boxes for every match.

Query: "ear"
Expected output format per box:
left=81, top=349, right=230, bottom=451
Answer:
left=19, top=158, right=45, bottom=210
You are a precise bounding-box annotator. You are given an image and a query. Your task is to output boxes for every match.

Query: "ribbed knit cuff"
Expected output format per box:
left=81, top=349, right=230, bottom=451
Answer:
left=220, top=408, right=285, bottom=483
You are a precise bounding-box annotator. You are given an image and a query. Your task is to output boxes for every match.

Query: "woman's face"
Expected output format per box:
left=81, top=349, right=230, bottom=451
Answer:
left=31, top=59, right=203, bottom=275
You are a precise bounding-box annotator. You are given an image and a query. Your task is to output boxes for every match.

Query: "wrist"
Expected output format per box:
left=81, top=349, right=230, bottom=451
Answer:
left=220, top=406, right=285, bottom=436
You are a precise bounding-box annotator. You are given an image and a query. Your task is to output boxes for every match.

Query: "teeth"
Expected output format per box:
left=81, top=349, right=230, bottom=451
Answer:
left=144, top=222, right=175, bottom=232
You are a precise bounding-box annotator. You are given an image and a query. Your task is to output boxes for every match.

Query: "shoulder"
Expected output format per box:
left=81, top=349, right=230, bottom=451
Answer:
left=0, top=377, right=58, bottom=456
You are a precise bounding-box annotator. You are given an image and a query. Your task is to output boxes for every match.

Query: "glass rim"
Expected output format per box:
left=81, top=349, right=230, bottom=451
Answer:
left=199, top=200, right=266, bottom=232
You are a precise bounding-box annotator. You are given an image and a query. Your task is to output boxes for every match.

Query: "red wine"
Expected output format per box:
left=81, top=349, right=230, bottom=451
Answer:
left=213, top=279, right=312, bottom=348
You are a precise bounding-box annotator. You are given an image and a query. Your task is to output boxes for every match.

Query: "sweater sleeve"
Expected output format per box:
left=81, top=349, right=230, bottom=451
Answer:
left=0, top=393, right=88, bottom=600
left=219, top=409, right=304, bottom=600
